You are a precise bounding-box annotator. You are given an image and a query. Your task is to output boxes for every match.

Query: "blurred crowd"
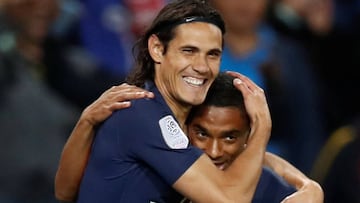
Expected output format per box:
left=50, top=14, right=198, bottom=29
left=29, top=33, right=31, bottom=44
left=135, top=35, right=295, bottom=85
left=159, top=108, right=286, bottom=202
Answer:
left=0, top=0, right=359, bottom=202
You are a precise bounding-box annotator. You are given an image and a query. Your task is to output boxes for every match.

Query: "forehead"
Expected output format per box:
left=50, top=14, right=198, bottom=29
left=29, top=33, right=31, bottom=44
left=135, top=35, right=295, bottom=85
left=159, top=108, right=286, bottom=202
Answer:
left=170, top=22, right=223, bottom=50
left=191, top=105, right=249, bottom=132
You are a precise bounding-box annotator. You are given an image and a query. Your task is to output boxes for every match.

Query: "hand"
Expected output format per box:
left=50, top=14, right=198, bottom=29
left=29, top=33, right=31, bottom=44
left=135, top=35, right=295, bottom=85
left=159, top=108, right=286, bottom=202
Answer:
left=226, top=71, right=272, bottom=136
left=281, top=180, right=324, bottom=203
left=81, top=83, right=154, bottom=126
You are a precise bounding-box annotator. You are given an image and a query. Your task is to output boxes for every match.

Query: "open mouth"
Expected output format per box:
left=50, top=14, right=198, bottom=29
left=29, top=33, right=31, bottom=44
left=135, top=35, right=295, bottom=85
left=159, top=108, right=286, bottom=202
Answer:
left=213, top=162, right=227, bottom=170
left=183, top=76, right=206, bottom=86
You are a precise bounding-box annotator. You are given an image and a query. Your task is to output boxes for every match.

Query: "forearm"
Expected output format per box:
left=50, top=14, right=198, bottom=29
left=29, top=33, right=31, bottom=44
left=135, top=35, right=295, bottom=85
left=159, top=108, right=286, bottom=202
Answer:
left=174, top=124, right=270, bottom=203
left=55, top=118, right=95, bottom=202
left=264, top=152, right=308, bottom=189
left=225, top=77, right=271, bottom=201
left=264, top=152, right=324, bottom=202
left=224, top=123, right=271, bottom=202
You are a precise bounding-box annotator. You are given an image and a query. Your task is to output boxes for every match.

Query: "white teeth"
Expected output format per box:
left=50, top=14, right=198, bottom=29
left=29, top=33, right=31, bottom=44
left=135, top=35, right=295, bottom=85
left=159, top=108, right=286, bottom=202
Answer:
left=183, top=77, right=204, bottom=86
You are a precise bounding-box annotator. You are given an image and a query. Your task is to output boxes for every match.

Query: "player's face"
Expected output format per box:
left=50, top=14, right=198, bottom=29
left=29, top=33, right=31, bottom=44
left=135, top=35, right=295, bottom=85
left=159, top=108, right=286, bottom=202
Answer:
left=154, top=22, right=222, bottom=108
left=188, top=106, right=250, bottom=170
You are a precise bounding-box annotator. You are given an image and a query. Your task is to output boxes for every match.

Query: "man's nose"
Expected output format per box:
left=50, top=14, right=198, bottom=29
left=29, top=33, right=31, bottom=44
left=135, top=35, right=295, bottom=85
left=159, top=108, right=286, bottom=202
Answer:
left=193, top=55, right=209, bottom=74
left=206, top=141, right=223, bottom=159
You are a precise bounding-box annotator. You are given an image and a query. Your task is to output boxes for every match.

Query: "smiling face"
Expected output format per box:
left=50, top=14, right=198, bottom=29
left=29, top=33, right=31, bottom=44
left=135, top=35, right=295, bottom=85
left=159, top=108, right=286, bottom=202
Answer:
left=152, top=22, right=222, bottom=112
left=188, top=105, right=250, bottom=170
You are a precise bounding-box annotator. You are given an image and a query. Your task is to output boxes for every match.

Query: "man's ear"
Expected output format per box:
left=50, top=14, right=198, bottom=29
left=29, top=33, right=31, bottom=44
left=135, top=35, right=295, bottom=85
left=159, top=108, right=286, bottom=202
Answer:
left=148, top=34, right=163, bottom=64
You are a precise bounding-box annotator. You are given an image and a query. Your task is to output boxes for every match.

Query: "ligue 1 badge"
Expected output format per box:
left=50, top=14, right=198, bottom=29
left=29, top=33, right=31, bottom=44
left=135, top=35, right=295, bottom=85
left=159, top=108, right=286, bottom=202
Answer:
left=159, top=115, right=189, bottom=149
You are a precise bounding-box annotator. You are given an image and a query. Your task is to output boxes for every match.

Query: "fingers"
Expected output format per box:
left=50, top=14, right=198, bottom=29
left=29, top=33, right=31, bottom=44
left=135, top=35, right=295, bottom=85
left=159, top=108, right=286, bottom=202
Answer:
left=107, top=83, right=155, bottom=100
left=99, top=83, right=154, bottom=111
left=108, top=101, right=131, bottom=111
left=227, top=71, right=264, bottom=96
left=113, top=91, right=154, bottom=101
left=82, top=83, right=154, bottom=126
left=227, top=71, right=271, bottom=132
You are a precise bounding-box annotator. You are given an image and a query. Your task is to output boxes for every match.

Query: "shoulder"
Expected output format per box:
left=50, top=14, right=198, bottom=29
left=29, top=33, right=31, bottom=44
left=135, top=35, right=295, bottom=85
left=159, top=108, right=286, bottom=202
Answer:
left=98, top=97, right=171, bottom=135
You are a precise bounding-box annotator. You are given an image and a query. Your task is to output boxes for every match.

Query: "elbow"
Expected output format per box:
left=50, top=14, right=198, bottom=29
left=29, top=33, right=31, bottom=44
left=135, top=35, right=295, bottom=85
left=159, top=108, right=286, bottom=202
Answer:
left=55, top=189, right=77, bottom=203
left=311, top=180, right=324, bottom=202
left=54, top=180, right=78, bottom=202
left=298, top=179, right=324, bottom=202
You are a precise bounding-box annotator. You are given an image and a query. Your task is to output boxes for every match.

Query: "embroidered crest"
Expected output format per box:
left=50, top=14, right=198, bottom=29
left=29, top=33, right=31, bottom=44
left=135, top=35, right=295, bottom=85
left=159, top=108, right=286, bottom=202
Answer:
left=159, top=115, right=189, bottom=149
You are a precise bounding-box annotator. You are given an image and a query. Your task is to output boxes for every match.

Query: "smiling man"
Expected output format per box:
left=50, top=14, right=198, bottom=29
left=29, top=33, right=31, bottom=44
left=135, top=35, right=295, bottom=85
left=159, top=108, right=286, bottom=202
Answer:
left=56, top=72, right=323, bottom=203
left=186, top=73, right=298, bottom=202
left=55, top=1, right=323, bottom=202
left=72, top=0, right=272, bottom=203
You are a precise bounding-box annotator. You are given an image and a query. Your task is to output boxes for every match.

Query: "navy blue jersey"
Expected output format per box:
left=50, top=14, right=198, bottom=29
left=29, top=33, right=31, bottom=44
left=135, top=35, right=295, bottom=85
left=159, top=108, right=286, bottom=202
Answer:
left=77, top=81, right=203, bottom=203
left=252, top=167, right=297, bottom=203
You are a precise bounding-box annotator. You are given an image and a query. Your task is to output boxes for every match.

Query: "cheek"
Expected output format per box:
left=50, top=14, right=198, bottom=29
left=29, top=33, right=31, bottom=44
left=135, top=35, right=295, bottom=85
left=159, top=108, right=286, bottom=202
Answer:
left=209, top=60, right=221, bottom=75
left=226, top=144, right=244, bottom=158
left=190, top=139, right=205, bottom=150
left=189, top=136, right=208, bottom=150
left=166, top=50, right=190, bottom=68
left=226, top=146, right=241, bottom=156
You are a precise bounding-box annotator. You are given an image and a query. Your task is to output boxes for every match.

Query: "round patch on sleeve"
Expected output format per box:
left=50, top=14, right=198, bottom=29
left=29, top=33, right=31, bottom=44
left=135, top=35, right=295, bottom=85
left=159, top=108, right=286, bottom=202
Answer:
left=159, top=115, right=189, bottom=149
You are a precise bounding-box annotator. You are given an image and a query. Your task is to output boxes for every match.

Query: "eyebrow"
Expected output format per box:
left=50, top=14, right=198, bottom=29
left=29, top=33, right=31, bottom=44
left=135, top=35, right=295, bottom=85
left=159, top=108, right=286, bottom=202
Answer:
left=192, top=124, right=249, bottom=138
left=208, top=48, right=222, bottom=55
left=220, top=130, right=248, bottom=138
left=180, top=45, right=199, bottom=50
left=192, top=124, right=209, bottom=133
left=180, top=45, right=222, bottom=54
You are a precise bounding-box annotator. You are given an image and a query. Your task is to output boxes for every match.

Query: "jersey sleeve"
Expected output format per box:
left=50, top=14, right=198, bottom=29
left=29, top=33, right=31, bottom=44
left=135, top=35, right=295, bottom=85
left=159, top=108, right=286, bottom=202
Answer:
left=96, top=99, right=203, bottom=186
left=129, top=112, right=203, bottom=185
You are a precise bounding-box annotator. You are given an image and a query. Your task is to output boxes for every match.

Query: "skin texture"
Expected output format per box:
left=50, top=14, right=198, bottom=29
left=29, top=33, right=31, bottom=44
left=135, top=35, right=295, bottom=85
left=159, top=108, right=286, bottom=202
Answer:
left=56, top=75, right=271, bottom=203
left=170, top=71, right=270, bottom=203
left=150, top=22, right=222, bottom=125
left=57, top=17, right=270, bottom=202
left=187, top=104, right=324, bottom=203
left=54, top=84, right=155, bottom=201
left=55, top=75, right=323, bottom=203
left=188, top=106, right=250, bottom=171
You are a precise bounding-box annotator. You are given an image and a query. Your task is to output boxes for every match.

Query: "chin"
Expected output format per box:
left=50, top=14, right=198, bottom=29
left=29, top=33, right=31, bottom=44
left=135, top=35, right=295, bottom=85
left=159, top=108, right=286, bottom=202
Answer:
left=182, top=93, right=206, bottom=106
left=191, top=98, right=206, bottom=106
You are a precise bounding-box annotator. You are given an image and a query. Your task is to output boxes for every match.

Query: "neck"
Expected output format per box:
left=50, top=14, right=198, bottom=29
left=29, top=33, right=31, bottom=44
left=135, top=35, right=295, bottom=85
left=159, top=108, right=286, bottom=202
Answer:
left=163, top=94, right=192, bottom=131
left=155, top=80, right=192, bottom=131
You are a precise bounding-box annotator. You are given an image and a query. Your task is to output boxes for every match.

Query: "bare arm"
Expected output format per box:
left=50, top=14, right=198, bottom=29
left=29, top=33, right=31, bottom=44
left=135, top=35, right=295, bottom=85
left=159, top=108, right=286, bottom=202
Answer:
left=56, top=72, right=271, bottom=203
left=264, top=152, right=324, bottom=203
left=173, top=72, right=272, bottom=203
left=54, top=84, right=154, bottom=202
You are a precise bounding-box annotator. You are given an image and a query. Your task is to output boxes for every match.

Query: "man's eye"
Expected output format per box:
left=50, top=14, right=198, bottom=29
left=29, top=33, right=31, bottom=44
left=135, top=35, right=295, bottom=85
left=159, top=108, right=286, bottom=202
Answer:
left=209, top=52, right=220, bottom=57
left=196, top=130, right=207, bottom=138
left=224, top=136, right=237, bottom=143
left=182, top=49, right=194, bottom=54
left=208, top=51, right=221, bottom=58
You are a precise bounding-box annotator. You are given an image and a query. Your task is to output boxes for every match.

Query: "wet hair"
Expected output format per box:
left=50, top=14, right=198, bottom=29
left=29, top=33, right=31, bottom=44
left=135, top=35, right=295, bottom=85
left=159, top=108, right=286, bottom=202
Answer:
left=126, top=0, right=225, bottom=87
left=186, top=72, right=249, bottom=125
